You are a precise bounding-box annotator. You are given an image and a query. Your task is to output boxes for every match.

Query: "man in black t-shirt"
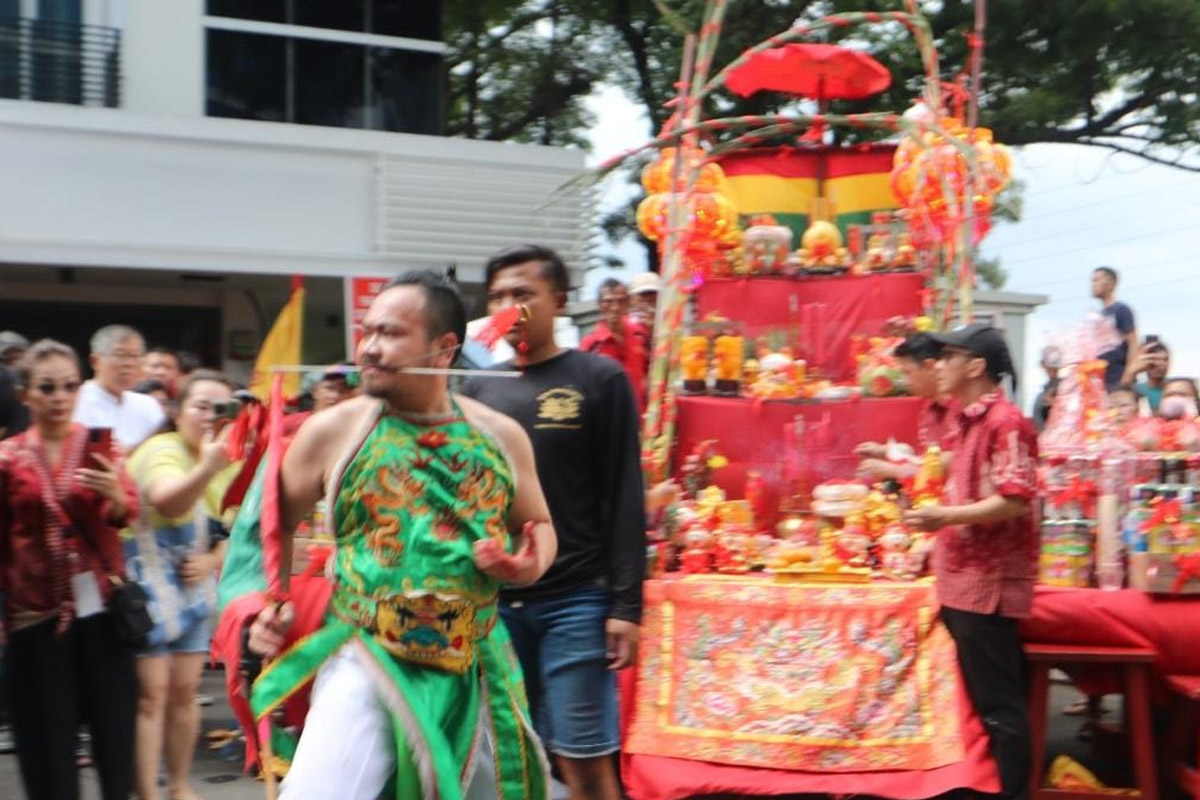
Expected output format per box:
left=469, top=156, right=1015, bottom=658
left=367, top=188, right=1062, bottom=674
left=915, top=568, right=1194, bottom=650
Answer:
left=1091, top=266, right=1138, bottom=389
left=462, top=245, right=645, bottom=800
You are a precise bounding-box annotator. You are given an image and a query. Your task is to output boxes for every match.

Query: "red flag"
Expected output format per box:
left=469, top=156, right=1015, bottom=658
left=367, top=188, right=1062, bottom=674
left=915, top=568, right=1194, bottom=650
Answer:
left=262, top=373, right=289, bottom=602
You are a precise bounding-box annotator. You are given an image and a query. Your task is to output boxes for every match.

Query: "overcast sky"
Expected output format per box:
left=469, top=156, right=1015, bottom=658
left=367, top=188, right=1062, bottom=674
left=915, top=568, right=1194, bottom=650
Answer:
left=581, top=86, right=1200, bottom=411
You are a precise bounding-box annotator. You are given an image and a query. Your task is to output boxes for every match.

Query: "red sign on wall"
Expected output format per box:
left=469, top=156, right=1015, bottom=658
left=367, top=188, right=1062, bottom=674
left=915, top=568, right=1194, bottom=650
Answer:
left=344, top=275, right=391, bottom=359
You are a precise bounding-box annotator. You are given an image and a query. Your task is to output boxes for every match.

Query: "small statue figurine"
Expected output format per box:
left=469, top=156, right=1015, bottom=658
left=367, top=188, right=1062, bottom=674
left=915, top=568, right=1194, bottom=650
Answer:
left=910, top=446, right=946, bottom=508
left=864, top=227, right=892, bottom=271
left=835, top=516, right=873, bottom=567
left=680, top=528, right=714, bottom=574
left=892, top=230, right=917, bottom=269
left=681, top=335, right=709, bottom=394
left=712, top=335, right=744, bottom=396
left=796, top=220, right=851, bottom=272
left=878, top=524, right=914, bottom=579
left=743, top=216, right=793, bottom=274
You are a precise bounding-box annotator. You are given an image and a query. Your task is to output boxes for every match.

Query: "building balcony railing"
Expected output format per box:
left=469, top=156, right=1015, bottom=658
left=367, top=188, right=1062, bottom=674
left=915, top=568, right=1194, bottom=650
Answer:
left=0, top=16, right=121, bottom=108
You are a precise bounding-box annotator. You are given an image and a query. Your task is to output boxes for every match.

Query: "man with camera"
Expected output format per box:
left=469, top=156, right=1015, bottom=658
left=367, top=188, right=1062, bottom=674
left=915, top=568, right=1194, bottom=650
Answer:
left=1128, top=336, right=1170, bottom=413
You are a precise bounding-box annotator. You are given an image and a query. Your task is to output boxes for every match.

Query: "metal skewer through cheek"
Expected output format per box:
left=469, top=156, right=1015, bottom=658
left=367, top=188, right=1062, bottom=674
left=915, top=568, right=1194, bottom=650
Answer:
left=267, top=305, right=531, bottom=378
left=266, top=351, right=519, bottom=379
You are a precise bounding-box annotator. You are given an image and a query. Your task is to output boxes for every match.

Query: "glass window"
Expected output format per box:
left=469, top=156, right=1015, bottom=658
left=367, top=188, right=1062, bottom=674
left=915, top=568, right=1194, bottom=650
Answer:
left=206, top=30, right=287, bottom=122
left=367, top=47, right=442, bottom=134
left=206, top=0, right=286, bottom=23
left=38, top=0, right=81, bottom=23
left=372, top=0, right=441, bottom=41
left=0, top=13, right=18, bottom=101
left=31, top=1, right=82, bottom=105
left=294, top=0, right=364, bottom=32
left=294, top=38, right=365, bottom=128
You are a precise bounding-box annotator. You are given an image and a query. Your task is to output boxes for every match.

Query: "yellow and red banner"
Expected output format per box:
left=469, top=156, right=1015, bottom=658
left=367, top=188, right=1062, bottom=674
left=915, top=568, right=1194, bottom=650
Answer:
left=625, top=575, right=964, bottom=772
left=250, top=276, right=305, bottom=401
left=717, top=144, right=900, bottom=240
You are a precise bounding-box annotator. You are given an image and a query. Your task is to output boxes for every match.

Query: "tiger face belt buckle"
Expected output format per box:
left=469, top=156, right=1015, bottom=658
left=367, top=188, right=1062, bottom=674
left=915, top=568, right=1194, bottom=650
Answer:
left=375, top=592, right=477, bottom=674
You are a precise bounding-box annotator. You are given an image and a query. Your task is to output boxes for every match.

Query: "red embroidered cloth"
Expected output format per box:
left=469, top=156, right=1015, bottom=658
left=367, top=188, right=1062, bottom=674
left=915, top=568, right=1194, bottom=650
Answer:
left=623, top=576, right=999, bottom=798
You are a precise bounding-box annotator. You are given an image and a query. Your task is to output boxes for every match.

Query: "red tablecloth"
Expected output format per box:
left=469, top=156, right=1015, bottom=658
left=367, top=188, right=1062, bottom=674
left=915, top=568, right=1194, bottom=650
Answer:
left=676, top=396, right=922, bottom=527
left=619, top=585, right=1200, bottom=800
left=1020, top=586, right=1200, bottom=694
left=696, top=274, right=925, bottom=381
left=620, top=577, right=1000, bottom=800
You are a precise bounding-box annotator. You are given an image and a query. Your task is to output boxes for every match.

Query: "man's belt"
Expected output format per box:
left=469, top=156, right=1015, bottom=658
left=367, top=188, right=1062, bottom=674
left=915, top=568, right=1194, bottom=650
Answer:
left=330, top=588, right=497, bottom=674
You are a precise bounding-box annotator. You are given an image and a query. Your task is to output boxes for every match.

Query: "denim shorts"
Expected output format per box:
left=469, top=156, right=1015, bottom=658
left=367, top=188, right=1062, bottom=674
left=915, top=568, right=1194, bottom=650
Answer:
left=500, top=586, right=618, bottom=759
left=136, top=615, right=211, bottom=658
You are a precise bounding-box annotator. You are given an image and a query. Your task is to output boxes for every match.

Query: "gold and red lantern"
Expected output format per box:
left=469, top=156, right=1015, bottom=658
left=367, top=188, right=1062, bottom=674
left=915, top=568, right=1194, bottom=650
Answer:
left=640, top=147, right=728, bottom=195
left=889, top=117, right=1011, bottom=246
left=636, top=181, right=738, bottom=243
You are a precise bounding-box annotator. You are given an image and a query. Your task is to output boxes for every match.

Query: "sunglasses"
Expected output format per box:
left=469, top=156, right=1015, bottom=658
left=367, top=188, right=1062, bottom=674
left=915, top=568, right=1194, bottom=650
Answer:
left=34, top=380, right=81, bottom=396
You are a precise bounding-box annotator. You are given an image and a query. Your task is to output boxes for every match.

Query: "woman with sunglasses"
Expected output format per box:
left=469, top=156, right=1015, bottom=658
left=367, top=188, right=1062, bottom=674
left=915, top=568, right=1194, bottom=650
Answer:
left=0, top=338, right=139, bottom=800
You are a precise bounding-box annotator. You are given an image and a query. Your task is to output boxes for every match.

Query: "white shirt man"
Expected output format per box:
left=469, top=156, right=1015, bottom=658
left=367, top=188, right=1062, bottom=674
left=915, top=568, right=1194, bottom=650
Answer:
left=73, top=325, right=165, bottom=451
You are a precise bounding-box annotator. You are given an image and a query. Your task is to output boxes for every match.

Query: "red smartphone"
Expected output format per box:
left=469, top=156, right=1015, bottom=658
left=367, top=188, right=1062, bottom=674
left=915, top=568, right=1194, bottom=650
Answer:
left=85, top=427, right=113, bottom=469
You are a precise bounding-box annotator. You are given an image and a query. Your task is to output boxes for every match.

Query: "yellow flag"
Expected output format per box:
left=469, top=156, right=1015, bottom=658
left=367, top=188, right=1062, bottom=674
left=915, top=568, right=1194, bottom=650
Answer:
left=250, top=277, right=305, bottom=401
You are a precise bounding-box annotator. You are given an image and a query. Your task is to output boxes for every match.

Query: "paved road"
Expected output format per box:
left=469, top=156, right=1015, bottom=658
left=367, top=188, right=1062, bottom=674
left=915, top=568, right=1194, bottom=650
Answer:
left=0, top=667, right=264, bottom=800
left=0, top=673, right=1122, bottom=800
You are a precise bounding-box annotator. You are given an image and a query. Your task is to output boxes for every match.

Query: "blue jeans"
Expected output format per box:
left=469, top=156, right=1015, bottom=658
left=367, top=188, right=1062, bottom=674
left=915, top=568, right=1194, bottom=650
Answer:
left=500, top=586, right=619, bottom=759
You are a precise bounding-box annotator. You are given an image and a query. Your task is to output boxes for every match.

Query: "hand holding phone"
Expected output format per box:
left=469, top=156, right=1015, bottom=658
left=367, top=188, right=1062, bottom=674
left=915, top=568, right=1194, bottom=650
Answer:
left=85, top=427, right=113, bottom=470
left=78, top=428, right=122, bottom=508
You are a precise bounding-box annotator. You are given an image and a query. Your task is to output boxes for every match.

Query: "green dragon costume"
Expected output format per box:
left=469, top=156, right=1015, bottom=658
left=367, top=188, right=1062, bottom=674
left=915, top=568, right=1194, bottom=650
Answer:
left=217, top=403, right=549, bottom=800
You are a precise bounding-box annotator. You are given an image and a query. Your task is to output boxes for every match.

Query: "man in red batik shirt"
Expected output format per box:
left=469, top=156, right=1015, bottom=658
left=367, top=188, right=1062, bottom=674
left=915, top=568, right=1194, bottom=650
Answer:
left=856, top=332, right=959, bottom=482
left=903, top=322, right=1038, bottom=800
left=582, top=278, right=648, bottom=410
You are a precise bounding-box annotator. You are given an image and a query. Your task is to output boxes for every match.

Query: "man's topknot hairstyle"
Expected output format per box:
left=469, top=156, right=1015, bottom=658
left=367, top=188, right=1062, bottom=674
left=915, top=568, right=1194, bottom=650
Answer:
left=383, top=269, right=468, bottom=359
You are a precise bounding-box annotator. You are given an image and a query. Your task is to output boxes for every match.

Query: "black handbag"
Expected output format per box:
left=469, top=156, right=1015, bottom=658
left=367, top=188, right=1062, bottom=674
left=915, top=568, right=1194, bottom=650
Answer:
left=105, top=574, right=154, bottom=646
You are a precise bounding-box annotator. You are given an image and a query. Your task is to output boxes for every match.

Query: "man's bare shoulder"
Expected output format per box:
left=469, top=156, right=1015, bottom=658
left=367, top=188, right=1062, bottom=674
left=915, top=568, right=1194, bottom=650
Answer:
left=455, top=394, right=528, bottom=452
left=293, top=396, right=377, bottom=448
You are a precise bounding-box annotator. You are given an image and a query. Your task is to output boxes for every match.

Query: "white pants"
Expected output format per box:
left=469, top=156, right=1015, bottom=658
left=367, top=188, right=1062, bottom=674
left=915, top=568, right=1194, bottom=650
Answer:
left=281, top=644, right=498, bottom=800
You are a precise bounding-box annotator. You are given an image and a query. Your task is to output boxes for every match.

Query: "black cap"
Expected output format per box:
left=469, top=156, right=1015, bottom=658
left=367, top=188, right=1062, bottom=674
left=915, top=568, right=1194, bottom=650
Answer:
left=929, top=323, right=1016, bottom=385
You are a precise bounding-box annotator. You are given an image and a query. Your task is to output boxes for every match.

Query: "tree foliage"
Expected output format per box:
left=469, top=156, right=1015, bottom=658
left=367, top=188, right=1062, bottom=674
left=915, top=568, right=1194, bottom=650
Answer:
left=444, top=0, right=609, bottom=147
left=444, top=1, right=1200, bottom=284
left=447, top=0, right=1200, bottom=166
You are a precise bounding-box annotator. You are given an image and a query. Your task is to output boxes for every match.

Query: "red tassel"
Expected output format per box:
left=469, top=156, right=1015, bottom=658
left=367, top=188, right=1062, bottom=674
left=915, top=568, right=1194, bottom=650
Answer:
left=472, top=307, right=522, bottom=349
left=220, top=403, right=269, bottom=513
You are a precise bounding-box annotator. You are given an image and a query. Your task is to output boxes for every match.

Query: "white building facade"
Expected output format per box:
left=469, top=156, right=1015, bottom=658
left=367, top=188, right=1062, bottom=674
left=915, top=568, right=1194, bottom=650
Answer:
left=0, top=0, right=591, bottom=378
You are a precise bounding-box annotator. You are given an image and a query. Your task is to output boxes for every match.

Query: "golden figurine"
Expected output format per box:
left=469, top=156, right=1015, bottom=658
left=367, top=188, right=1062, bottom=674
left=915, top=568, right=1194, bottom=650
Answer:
left=796, top=220, right=851, bottom=272
left=910, top=446, right=946, bottom=508
left=712, top=334, right=744, bottom=396
left=681, top=335, right=709, bottom=394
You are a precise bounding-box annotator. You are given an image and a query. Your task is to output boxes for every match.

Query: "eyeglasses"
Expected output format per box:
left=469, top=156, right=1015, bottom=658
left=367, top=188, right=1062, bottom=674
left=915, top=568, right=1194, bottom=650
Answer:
left=34, top=380, right=81, bottom=396
left=108, top=350, right=144, bottom=362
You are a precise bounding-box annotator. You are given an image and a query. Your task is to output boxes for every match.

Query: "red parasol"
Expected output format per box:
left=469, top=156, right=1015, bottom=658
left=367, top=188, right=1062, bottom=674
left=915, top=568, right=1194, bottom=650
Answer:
left=725, top=43, right=891, bottom=101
